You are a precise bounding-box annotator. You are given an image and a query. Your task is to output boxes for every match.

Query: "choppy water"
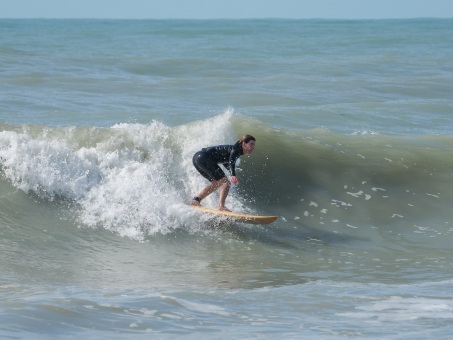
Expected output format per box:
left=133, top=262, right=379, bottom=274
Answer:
left=1, top=19, right=453, bottom=339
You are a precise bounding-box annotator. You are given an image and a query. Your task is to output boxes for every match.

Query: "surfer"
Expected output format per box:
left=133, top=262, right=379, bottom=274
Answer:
left=191, top=134, right=256, bottom=211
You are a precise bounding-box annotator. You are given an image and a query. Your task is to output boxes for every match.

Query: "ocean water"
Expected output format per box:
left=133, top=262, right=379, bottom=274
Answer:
left=1, top=18, right=453, bottom=339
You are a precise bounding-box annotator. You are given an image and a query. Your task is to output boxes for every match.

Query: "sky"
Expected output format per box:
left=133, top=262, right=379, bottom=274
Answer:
left=1, top=0, right=453, bottom=19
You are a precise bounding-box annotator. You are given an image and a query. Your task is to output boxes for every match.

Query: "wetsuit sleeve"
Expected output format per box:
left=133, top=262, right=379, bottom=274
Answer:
left=228, top=147, right=241, bottom=176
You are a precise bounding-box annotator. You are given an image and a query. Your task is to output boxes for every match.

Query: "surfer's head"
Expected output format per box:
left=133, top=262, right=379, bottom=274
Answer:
left=237, top=134, right=256, bottom=155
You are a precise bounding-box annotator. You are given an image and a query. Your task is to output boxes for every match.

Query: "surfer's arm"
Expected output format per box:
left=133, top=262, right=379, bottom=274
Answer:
left=228, top=147, right=241, bottom=176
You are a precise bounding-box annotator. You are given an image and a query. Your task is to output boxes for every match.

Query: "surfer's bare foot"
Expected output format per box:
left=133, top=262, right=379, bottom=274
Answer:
left=218, top=206, right=231, bottom=212
left=191, top=200, right=201, bottom=206
left=191, top=196, right=202, bottom=206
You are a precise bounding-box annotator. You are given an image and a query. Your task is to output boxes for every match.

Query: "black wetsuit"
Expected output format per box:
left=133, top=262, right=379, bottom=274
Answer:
left=192, top=144, right=243, bottom=182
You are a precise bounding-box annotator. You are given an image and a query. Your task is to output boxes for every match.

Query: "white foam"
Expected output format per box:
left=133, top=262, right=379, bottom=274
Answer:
left=340, top=296, right=453, bottom=322
left=0, top=111, right=241, bottom=239
left=0, top=130, right=100, bottom=200
left=347, top=190, right=363, bottom=198
left=162, top=296, right=231, bottom=316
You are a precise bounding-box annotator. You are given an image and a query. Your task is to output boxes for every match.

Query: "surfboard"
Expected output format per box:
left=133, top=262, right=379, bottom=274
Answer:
left=191, top=206, right=278, bottom=224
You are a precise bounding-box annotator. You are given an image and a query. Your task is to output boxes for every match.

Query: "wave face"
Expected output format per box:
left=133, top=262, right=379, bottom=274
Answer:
left=2, top=112, right=453, bottom=243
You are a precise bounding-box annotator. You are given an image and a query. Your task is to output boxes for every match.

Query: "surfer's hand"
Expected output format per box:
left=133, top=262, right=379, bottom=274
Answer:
left=230, top=176, right=239, bottom=186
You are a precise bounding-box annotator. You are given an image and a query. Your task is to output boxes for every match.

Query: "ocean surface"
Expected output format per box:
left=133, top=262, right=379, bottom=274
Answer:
left=1, top=18, right=453, bottom=339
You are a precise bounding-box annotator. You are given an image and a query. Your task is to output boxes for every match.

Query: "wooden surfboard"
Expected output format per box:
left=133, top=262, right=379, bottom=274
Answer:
left=191, top=206, right=278, bottom=224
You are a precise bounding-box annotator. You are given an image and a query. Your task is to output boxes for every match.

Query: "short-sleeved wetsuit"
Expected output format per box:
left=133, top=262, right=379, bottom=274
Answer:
left=192, top=144, right=243, bottom=182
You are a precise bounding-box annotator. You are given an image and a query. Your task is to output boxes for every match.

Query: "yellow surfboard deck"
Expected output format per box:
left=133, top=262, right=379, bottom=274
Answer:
left=191, top=206, right=278, bottom=224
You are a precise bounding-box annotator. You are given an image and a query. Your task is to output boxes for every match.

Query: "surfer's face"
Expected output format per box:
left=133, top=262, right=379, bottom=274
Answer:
left=242, top=140, right=255, bottom=154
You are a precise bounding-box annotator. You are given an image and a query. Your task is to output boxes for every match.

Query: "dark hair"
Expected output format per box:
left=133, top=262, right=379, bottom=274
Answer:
left=236, top=134, right=256, bottom=145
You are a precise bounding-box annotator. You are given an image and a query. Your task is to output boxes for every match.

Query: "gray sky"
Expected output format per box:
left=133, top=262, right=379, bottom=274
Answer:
left=1, top=0, right=453, bottom=19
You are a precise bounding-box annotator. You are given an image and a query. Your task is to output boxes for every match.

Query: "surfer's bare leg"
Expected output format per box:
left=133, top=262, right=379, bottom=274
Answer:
left=191, top=177, right=226, bottom=206
left=218, top=181, right=231, bottom=211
